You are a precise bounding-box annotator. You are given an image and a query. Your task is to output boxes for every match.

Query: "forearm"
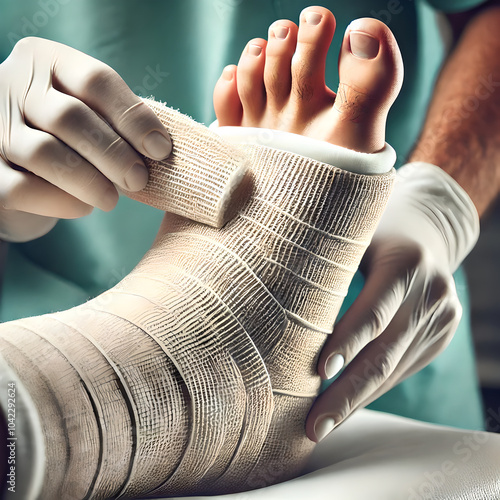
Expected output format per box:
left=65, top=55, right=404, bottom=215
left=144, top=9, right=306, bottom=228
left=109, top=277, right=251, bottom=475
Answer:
left=409, top=5, right=500, bottom=216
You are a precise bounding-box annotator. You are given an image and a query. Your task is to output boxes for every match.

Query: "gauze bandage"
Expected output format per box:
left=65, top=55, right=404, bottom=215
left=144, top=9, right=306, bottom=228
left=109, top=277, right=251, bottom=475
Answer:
left=124, top=99, right=252, bottom=228
left=0, top=100, right=395, bottom=499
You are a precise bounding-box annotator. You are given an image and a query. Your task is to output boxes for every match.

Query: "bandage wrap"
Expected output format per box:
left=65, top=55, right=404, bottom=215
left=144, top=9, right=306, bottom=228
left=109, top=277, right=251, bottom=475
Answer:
left=0, top=103, right=395, bottom=499
left=124, top=98, right=250, bottom=228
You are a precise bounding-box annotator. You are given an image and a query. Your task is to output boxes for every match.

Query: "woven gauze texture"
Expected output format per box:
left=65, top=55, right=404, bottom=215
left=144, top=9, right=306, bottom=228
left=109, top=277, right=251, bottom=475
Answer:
left=124, top=98, right=250, bottom=228
left=0, top=104, right=395, bottom=499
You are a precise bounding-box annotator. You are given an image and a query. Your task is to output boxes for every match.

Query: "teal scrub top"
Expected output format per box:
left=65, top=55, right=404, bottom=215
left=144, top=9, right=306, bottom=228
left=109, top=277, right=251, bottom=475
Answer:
left=0, top=0, right=485, bottom=430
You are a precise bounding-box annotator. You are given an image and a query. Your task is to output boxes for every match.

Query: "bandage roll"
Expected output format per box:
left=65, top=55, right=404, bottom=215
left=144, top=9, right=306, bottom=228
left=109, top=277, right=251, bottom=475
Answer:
left=124, top=99, right=251, bottom=228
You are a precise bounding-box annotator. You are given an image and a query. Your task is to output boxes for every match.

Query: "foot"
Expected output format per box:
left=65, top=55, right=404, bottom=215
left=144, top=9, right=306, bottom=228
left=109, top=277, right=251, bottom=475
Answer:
left=213, top=7, right=403, bottom=154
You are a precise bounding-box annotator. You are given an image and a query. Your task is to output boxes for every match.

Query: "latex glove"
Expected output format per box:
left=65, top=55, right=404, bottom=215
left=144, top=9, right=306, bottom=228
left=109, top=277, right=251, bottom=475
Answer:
left=306, top=162, right=480, bottom=443
left=0, top=37, right=172, bottom=242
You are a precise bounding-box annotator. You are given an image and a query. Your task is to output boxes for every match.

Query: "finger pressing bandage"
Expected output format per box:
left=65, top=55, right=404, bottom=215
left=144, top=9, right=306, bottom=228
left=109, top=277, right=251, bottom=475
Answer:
left=0, top=101, right=396, bottom=499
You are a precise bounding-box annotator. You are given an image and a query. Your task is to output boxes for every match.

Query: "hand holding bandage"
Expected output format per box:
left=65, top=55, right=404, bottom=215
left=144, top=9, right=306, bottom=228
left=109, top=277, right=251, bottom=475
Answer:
left=0, top=37, right=175, bottom=242
left=308, top=162, right=480, bottom=442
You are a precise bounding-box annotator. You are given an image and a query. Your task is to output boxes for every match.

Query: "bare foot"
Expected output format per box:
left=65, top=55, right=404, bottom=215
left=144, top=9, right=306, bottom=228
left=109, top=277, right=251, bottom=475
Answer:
left=213, top=6, right=403, bottom=154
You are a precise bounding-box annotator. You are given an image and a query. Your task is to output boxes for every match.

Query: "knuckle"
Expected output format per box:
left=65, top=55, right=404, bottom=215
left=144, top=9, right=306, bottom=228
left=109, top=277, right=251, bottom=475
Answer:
left=75, top=168, right=100, bottom=191
left=113, top=98, right=148, bottom=131
left=426, top=273, right=457, bottom=310
left=433, top=327, right=455, bottom=355
left=431, top=273, right=454, bottom=298
left=48, top=99, right=86, bottom=131
left=335, top=393, right=357, bottom=423
left=12, top=36, right=37, bottom=54
left=26, top=135, right=56, bottom=166
left=79, top=62, right=117, bottom=95
left=426, top=294, right=462, bottom=352
left=101, top=135, right=127, bottom=160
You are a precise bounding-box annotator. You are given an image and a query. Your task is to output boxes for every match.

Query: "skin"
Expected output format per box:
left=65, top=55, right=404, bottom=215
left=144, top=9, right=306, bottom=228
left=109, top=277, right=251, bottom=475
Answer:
left=410, top=2, right=500, bottom=216
left=213, top=8, right=403, bottom=154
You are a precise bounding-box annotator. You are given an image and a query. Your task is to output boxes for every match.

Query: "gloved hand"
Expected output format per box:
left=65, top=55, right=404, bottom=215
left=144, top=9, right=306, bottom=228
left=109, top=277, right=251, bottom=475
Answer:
left=306, top=162, right=480, bottom=443
left=0, top=37, right=172, bottom=242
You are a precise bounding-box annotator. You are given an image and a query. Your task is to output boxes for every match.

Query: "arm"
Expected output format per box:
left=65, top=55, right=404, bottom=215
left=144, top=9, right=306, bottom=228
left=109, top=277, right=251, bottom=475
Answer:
left=410, top=3, right=500, bottom=215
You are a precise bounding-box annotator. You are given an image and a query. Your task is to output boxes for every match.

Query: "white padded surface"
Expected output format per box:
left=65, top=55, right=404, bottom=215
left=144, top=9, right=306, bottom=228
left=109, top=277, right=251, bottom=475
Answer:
left=165, top=409, right=500, bottom=500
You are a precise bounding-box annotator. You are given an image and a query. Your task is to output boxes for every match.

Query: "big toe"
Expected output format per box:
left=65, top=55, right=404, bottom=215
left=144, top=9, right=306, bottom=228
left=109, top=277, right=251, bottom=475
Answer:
left=331, top=18, right=403, bottom=153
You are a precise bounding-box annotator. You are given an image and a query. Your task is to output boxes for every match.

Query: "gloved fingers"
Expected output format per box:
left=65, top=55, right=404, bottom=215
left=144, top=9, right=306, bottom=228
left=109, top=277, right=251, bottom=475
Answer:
left=397, top=295, right=462, bottom=381
left=356, top=303, right=462, bottom=410
left=24, top=87, right=149, bottom=192
left=49, top=39, right=172, bottom=160
left=5, top=125, right=118, bottom=211
left=317, top=259, right=409, bottom=381
left=306, top=288, right=462, bottom=443
left=0, top=157, right=93, bottom=219
left=306, top=324, right=411, bottom=443
left=0, top=206, right=58, bottom=242
left=410, top=271, right=461, bottom=338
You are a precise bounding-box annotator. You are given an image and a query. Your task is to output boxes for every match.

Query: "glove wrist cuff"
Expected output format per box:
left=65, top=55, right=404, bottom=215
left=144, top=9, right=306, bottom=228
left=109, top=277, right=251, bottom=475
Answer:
left=398, top=162, right=480, bottom=272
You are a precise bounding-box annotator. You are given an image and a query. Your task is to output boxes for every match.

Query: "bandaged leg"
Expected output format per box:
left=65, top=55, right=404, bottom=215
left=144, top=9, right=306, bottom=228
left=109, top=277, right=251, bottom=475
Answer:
left=0, top=100, right=395, bottom=499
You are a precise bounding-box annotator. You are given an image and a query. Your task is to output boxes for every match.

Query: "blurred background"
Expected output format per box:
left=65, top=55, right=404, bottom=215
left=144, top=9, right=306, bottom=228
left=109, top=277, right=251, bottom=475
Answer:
left=465, top=198, right=500, bottom=433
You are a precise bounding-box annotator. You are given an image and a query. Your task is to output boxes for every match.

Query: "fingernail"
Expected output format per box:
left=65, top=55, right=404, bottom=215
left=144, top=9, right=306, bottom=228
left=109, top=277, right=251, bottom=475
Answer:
left=124, top=162, right=149, bottom=191
left=305, top=12, right=322, bottom=25
left=325, top=353, right=345, bottom=379
left=314, top=417, right=335, bottom=443
left=273, top=25, right=289, bottom=40
left=143, top=130, right=172, bottom=160
left=248, top=44, right=262, bottom=56
left=222, top=67, right=234, bottom=81
left=349, top=31, right=380, bottom=59
left=102, top=186, right=119, bottom=211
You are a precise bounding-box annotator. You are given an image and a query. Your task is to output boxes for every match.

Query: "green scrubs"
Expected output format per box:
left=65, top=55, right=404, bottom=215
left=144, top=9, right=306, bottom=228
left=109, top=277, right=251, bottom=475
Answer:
left=0, top=0, right=485, bottom=430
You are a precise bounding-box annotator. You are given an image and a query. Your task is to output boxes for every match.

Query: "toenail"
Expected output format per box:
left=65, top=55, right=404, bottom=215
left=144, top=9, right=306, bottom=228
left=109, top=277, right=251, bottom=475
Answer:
left=248, top=44, right=263, bottom=56
left=222, top=67, right=234, bottom=81
left=305, top=12, right=322, bottom=25
left=349, top=31, right=380, bottom=60
left=273, top=25, right=289, bottom=40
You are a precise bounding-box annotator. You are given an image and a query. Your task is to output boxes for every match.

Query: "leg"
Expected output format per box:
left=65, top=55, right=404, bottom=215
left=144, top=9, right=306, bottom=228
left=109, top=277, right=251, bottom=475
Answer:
left=0, top=8, right=402, bottom=499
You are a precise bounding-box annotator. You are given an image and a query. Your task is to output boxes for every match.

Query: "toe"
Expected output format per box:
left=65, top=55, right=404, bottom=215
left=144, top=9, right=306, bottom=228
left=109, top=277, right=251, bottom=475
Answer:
left=331, top=18, right=404, bottom=152
left=213, top=65, right=243, bottom=126
left=236, top=38, right=267, bottom=125
left=291, top=6, right=336, bottom=105
left=263, top=20, right=298, bottom=109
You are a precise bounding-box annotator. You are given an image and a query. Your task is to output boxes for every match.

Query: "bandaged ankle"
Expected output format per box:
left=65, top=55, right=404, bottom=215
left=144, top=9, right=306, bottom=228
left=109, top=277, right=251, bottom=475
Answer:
left=0, top=102, right=396, bottom=499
